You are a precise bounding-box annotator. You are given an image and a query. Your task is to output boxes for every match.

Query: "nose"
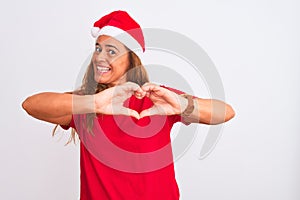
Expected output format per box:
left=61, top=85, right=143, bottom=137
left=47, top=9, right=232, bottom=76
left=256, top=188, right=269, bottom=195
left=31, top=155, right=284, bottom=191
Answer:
left=94, top=50, right=109, bottom=63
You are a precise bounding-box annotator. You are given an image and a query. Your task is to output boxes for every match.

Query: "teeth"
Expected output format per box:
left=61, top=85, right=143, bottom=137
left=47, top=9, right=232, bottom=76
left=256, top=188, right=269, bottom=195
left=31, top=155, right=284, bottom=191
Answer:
left=97, top=66, right=110, bottom=72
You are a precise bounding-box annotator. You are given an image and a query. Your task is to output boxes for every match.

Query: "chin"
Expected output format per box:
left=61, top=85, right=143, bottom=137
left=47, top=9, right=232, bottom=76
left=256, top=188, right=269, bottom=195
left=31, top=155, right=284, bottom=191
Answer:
left=94, top=75, right=103, bottom=84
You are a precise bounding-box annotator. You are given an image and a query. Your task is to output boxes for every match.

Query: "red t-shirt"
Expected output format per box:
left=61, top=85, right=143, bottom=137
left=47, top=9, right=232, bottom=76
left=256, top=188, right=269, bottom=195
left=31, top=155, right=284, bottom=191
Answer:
left=62, top=86, right=189, bottom=200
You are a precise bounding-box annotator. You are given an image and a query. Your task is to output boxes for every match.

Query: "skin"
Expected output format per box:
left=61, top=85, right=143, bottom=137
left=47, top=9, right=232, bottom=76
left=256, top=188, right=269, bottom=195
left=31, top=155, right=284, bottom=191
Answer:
left=93, top=35, right=130, bottom=87
left=22, top=35, right=235, bottom=126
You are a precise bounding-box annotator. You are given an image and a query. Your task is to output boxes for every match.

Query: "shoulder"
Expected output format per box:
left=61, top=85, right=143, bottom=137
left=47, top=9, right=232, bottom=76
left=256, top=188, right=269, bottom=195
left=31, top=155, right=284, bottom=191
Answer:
left=159, top=85, right=185, bottom=95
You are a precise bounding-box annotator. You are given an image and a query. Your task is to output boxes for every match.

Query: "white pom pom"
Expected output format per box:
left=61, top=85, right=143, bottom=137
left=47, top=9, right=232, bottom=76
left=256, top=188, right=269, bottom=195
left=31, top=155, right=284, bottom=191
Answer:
left=91, top=27, right=100, bottom=38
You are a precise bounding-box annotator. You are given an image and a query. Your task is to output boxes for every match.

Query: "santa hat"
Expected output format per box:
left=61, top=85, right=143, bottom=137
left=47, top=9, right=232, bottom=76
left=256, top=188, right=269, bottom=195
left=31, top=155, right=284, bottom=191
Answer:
left=91, top=10, right=145, bottom=53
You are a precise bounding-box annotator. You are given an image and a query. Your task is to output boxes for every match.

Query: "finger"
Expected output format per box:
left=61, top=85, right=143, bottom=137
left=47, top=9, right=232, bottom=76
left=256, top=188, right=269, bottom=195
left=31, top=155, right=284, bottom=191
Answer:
left=139, top=109, right=153, bottom=118
left=119, top=107, right=140, bottom=120
left=112, top=83, right=141, bottom=99
left=122, top=82, right=143, bottom=93
left=140, top=107, right=167, bottom=118
left=128, top=109, right=141, bottom=120
left=142, top=83, right=167, bottom=96
left=134, top=91, right=146, bottom=99
left=120, top=82, right=145, bottom=99
left=141, top=82, right=159, bottom=92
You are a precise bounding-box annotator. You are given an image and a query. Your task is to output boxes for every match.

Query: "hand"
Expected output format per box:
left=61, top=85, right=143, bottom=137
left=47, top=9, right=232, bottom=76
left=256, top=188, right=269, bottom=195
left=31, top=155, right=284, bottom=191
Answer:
left=94, top=82, right=146, bottom=119
left=139, top=83, right=188, bottom=118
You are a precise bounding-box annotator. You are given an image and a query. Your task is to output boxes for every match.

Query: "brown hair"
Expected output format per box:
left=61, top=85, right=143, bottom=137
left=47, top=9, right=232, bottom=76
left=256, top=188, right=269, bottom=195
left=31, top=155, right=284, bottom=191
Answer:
left=53, top=50, right=149, bottom=144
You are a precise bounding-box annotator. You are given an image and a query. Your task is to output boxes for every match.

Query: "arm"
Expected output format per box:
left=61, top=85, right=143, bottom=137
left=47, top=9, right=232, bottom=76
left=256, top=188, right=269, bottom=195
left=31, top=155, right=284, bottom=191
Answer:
left=22, top=82, right=145, bottom=125
left=139, top=83, right=235, bottom=125
left=22, top=92, right=94, bottom=125
left=183, top=97, right=235, bottom=124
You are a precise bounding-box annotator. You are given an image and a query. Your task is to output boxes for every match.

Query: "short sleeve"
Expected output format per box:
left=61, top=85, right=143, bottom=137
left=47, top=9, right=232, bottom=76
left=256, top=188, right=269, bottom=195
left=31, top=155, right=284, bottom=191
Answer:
left=60, top=115, right=75, bottom=130
left=161, top=85, right=192, bottom=126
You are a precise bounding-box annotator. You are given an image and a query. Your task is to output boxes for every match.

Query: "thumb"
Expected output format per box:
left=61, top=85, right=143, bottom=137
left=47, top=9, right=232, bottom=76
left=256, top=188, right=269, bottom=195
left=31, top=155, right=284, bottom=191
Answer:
left=120, top=107, right=141, bottom=120
left=140, top=107, right=163, bottom=118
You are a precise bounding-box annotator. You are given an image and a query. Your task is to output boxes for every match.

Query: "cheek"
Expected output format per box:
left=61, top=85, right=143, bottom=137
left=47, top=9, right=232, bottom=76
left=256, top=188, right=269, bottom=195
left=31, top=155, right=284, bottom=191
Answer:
left=113, top=55, right=130, bottom=73
left=91, top=54, right=98, bottom=65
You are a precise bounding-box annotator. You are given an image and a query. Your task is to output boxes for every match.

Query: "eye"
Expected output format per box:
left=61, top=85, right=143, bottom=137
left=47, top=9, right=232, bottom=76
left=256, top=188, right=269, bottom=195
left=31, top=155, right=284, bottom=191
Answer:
left=108, top=49, right=116, bottom=56
left=95, top=46, right=102, bottom=53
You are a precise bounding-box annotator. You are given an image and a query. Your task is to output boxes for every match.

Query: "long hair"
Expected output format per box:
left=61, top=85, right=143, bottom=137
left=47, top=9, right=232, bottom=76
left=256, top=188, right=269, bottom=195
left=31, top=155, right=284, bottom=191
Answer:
left=53, top=50, right=149, bottom=144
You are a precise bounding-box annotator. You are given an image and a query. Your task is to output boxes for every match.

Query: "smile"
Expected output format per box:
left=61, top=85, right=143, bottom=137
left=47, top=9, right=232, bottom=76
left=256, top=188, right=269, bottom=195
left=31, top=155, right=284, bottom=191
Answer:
left=96, top=66, right=111, bottom=73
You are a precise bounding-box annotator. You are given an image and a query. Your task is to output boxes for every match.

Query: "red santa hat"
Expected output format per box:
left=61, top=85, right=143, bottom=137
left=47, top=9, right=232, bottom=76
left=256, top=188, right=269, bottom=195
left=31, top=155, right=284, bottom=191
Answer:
left=91, top=10, right=145, bottom=52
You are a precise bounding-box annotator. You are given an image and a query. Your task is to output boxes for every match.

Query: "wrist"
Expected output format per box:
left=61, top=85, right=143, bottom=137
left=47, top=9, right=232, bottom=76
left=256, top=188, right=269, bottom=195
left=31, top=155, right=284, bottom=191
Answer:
left=72, top=94, right=95, bottom=114
left=180, top=94, right=195, bottom=117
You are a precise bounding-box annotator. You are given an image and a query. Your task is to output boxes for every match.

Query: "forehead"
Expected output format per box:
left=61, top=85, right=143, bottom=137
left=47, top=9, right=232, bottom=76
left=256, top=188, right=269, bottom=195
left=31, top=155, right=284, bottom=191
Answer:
left=96, top=35, right=126, bottom=49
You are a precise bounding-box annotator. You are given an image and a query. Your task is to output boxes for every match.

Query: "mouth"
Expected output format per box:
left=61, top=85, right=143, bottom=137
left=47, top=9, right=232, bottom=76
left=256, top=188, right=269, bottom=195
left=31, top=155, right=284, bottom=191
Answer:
left=96, top=65, right=111, bottom=73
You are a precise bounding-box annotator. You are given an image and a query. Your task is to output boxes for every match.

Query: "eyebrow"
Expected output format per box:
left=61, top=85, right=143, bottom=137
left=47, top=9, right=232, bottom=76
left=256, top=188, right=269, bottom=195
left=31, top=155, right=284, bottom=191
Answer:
left=95, top=43, right=119, bottom=52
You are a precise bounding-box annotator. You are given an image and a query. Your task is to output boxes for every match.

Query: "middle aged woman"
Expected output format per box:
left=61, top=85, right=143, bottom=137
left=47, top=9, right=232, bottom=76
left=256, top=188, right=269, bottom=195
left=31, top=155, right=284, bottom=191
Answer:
left=22, top=10, right=235, bottom=200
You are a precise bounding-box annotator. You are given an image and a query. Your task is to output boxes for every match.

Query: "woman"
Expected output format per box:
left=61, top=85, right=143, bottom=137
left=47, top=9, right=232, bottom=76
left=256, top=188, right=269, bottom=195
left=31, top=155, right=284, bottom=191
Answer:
left=22, top=10, right=235, bottom=200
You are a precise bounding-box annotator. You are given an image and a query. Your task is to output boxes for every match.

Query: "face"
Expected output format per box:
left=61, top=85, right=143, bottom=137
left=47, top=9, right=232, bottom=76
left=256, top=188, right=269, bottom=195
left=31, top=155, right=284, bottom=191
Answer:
left=92, top=35, right=130, bottom=87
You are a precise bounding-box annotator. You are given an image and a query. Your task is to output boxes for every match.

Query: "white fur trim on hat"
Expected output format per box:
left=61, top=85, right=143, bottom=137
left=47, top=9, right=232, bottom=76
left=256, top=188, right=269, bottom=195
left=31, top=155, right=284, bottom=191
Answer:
left=91, top=26, right=143, bottom=53
left=91, top=27, right=101, bottom=38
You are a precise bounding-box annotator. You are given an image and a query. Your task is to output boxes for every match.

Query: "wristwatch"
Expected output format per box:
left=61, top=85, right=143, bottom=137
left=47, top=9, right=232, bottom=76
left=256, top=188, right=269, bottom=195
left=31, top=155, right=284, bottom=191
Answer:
left=180, top=94, right=194, bottom=117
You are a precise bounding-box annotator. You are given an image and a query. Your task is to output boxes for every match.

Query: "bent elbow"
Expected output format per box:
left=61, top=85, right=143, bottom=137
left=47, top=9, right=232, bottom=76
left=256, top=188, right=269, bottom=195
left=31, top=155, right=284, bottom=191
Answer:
left=225, top=104, right=235, bottom=122
left=211, top=104, right=235, bottom=125
left=22, top=98, right=28, bottom=112
left=22, top=97, right=33, bottom=115
left=200, top=101, right=235, bottom=125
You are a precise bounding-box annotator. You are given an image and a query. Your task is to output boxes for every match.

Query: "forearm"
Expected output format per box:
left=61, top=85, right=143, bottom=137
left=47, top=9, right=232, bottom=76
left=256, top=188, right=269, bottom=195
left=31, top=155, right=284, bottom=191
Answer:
left=22, top=92, right=95, bottom=119
left=184, top=98, right=235, bottom=124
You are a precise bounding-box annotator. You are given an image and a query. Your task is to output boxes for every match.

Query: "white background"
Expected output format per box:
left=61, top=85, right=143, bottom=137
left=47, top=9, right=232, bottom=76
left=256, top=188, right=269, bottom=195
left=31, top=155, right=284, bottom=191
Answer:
left=1, top=0, right=299, bottom=199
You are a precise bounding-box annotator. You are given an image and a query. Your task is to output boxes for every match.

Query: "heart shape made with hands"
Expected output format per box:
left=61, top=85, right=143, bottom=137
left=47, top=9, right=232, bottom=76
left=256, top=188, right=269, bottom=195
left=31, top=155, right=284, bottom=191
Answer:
left=94, top=82, right=187, bottom=120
